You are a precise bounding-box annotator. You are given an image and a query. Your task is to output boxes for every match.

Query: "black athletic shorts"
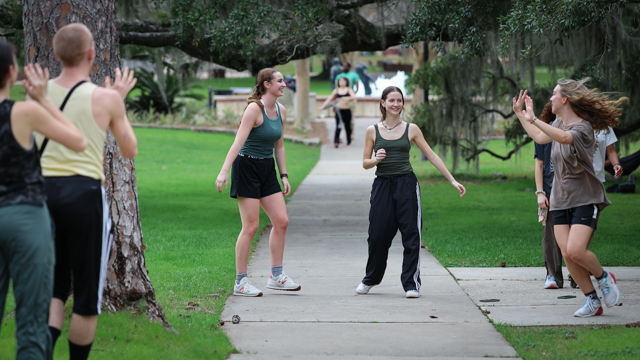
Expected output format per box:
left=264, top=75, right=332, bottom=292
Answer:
left=45, top=176, right=112, bottom=316
left=230, top=154, right=281, bottom=199
left=552, top=204, right=599, bottom=228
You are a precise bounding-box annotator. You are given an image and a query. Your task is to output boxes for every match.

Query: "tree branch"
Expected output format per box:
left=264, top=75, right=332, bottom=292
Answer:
left=464, top=137, right=533, bottom=161
left=335, top=0, right=379, bottom=9
left=614, top=117, right=640, bottom=138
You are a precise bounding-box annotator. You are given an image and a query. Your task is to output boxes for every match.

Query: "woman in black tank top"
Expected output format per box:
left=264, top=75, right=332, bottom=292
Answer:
left=318, top=77, right=356, bottom=147
left=0, top=40, right=86, bottom=357
left=355, top=86, right=466, bottom=298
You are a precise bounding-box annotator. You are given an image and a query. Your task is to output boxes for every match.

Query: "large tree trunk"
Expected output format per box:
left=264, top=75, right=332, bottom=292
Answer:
left=23, top=0, right=172, bottom=329
left=294, top=58, right=311, bottom=130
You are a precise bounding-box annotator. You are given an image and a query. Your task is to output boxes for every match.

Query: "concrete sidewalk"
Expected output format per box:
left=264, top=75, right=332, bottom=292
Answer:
left=221, top=118, right=518, bottom=359
left=450, top=266, right=640, bottom=326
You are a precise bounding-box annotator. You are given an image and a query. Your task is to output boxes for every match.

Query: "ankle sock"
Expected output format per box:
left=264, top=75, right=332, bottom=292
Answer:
left=49, top=326, right=61, bottom=349
left=596, top=270, right=607, bottom=281
left=585, top=290, right=599, bottom=301
left=271, top=264, right=283, bottom=277
left=236, top=273, right=247, bottom=283
left=69, top=340, right=92, bottom=360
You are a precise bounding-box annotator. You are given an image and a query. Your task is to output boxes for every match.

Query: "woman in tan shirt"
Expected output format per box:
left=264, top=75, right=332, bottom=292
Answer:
left=513, top=78, right=625, bottom=318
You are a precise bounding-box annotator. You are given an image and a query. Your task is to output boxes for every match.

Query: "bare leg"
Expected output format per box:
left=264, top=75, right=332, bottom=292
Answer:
left=260, top=192, right=289, bottom=267
left=68, top=314, right=98, bottom=345
left=235, top=197, right=261, bottom=274
left=554, top=224, right=603, bottom=294
left=48, top=298, right=65, bottom=330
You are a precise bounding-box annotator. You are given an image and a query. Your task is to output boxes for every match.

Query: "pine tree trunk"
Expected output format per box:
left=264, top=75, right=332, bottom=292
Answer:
left=23, top=0, right=172, bottom=330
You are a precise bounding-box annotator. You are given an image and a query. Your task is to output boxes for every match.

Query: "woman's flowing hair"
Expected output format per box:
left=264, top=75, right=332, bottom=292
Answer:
left=379, top=86, right=404, bottom=122
left=247, top=68, right=280, bottom=111
left=540, top=101, right=556, bottom=124
left=557, top=78, right=628, bottom=132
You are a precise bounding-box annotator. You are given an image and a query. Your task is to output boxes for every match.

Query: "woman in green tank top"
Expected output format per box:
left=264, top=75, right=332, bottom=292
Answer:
left=215, top=68, right=301, bottom=297
left=356, top=86, right=466, bottom=298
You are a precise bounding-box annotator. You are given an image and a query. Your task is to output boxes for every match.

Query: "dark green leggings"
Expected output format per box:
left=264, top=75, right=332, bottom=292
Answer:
left=0, top=203, right=54, bottom=359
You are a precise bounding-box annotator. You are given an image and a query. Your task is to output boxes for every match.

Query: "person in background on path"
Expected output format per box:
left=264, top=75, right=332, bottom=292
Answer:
left=534, top=103, right=563, bottom=290
left=356, top=86, right=466, bottom=298
left=0, top=41, right=86, bottom=360
left=329, top=57, right=342, bottom=91
left=336, top=62, right=360, bottom=143
left=513, top=78, right=624, bottom=317
left=318, top=77, right=356, bottom=148
left=42, top=24, right=138, bottom=360
left=216, top=68, right=301, bottom=297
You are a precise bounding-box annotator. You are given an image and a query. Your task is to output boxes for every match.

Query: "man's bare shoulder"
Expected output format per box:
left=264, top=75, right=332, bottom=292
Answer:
left=91, top=87, right=123, bottom=109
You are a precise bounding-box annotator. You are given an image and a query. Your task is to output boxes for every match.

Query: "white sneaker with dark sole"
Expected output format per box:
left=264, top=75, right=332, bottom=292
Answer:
left=266, top=273, right=301, bottom=291
left=356, top=283, right=376, bottom=294
left=598, top=271, right=620, bottom=308
left=234, top=277, right=263, bottom=297
left=406, top=290, right=420, bottom=298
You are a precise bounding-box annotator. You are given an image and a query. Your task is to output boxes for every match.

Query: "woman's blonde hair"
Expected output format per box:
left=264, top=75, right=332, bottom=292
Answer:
left=247, top=68, right=280, bottom=110
left=556, top=78, right=628, bottom=132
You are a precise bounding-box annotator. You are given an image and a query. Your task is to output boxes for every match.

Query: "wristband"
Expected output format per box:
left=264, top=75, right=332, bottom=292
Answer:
left=535, top=190, right=545, bottom=195
left=280, top=173, right=288, bottom=179
left=614, top=163, right=621, bottom=167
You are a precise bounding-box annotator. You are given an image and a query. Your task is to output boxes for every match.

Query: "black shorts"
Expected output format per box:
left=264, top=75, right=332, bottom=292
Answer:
left=45, top=176, right=112, bottom=316
left=230, top=154, right=281, bottom=199
left=552, top=204, right=599, bottom=229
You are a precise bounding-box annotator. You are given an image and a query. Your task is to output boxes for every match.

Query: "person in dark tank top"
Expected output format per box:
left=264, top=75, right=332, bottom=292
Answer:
left=215, top=68, right=301, bottom=297
left=0, top=40, right=86, bottom=359
left=318, top=76, right=356, bottom=148
left=355, top=86, right=466, bottom=298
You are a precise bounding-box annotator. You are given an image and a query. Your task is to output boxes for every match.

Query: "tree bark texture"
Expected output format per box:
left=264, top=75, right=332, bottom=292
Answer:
left=23, top=0, right=172, bottom=329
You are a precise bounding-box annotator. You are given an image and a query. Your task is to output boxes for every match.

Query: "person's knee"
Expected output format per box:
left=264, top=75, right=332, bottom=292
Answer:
left=273, top=215, right=289, bottom=231
left=566, top=246, right=586, bottom=263
left=241, top=222, right=260, bottom=237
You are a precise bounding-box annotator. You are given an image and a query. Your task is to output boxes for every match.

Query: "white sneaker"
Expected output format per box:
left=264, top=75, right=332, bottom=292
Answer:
left=266, top=273, right=301, bottom=291
left=573, top=296, right=603, bottom=317
left=356, top=282, right=376, bottom=294
left=544, top=274, right=558, bottom=289
left=234, top=277, right=263, bottom=297
left=406, top=290, right=420, bottom=298
left=598, top=271, right=620, bottom=308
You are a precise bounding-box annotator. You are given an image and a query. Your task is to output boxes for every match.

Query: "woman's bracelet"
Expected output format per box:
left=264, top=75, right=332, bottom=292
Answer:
left=535, top=190, right=545, bottom=195
left=614, top=163, right=621, bottom=167
left=528, top=117, right=538, bottom=125
left=280, top=173, right=288, bottom=179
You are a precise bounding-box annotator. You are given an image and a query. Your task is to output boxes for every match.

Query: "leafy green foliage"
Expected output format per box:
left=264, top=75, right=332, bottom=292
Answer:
left=126, top=68, right=204, bottom=114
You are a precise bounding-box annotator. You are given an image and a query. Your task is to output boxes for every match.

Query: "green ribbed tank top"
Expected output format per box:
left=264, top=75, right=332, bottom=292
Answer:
left=240, top=100, right=283, bottom=158
left=373, top=122, right=413, bottom=177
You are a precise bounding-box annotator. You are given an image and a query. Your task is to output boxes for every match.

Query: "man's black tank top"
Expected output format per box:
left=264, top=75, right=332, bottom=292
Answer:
left=0, top=99, right=45, bottom=207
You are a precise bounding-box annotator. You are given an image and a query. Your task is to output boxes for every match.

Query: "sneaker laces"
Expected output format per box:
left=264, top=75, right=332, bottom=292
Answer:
left=583, top=297, right=600, bottom=313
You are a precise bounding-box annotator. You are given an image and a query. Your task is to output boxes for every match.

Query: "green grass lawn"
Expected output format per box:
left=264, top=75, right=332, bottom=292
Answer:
left=411, top=140, right=640, bottom=267
left=0, top=128, right=320, bottom=359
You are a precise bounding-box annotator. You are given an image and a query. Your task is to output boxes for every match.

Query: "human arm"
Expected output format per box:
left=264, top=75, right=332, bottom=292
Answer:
left=606, top=144, right=623, bottom=178
left=215, top=103, right=261, bottom=193
left=512, top=90, right=554, bottom=144
left=523, top=95, right=574, bottom=144
left=346, top=88, right=356, bottom=102
left=104, top=89, right=137, bottom=159
left=410, top=124, right=465, bottom=197
left=18, top=64, right=86, bottom=152
left=318, top=90, right=337, bottom=111
left=362, top=125, right=385, bottom=169
left=534, top=158, right=549, bottom=209
left=274, top=104, right=291, bottom=196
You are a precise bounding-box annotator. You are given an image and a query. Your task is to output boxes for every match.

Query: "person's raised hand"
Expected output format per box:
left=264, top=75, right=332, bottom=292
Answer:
left=105, top=67, right=137, bottom=100
left=512, top=89, right=527, bottom=115
left=524, top=95, right=535, bottom=123
left=22, top=63, right=50, bottom=103
left=451, top=181, right=466, bottom=197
